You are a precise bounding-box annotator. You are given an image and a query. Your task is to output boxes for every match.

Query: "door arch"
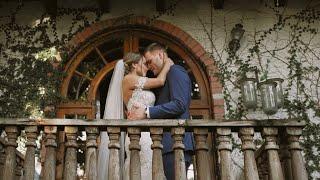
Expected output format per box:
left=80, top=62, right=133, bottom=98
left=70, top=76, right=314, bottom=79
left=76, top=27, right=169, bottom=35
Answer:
left=57, top=16, right=222, bottom=120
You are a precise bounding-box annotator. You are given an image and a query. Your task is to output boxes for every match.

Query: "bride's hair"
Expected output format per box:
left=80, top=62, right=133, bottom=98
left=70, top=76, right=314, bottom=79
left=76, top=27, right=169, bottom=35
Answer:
left=123, top=52, right=143, bottom=75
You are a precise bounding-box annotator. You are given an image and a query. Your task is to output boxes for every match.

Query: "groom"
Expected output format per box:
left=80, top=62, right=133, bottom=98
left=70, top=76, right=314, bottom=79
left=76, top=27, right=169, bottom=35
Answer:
left=128, top=43, right=194, bottom=179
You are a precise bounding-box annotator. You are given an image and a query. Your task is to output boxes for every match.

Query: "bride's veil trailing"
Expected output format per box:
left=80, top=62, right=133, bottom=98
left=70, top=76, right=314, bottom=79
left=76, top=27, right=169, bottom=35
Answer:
left=97, top=59, right=125, bottom=180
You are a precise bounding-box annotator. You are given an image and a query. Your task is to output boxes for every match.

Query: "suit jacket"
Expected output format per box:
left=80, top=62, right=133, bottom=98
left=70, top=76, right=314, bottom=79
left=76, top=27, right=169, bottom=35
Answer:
left=149, top=65, right=194, bottom=154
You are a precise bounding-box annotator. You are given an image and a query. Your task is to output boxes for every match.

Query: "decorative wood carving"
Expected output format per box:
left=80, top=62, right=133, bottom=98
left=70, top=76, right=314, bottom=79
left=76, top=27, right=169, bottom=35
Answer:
left=217, top=128, right=232, bottom=180
left=150, top=127, right=165, bottom=180
left=128, top=127, right=142, bottom=180
left=286, top=127, right=308, bottom=180
left=64, top=126, right=78, bottom=180
left=23, top=126, right=38, bottom=180
left=43, top=126, right=58, bottom=180
left=239, top=127, right=259, bottom=180
left=3, top=126, right=18, bottom=180
left=172, top=127, right=187, bottom=180
left=85, top=127, right=99, bottom=180
left=107, top=127, right=121, bottom=180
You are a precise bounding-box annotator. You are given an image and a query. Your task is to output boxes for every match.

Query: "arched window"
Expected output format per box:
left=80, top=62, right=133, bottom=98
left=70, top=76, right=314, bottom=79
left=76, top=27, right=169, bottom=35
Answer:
left=58, top=21, right=212, bottom=120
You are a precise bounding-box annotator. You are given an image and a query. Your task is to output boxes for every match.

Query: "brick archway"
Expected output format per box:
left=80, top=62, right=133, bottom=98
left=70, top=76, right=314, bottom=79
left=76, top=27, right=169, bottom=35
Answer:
left=61, top=16, right=224, bottom=119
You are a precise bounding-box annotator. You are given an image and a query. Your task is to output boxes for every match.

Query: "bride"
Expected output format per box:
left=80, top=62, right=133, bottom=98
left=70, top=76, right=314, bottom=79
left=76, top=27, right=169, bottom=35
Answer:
left=97, top=52, right=172, bottom=180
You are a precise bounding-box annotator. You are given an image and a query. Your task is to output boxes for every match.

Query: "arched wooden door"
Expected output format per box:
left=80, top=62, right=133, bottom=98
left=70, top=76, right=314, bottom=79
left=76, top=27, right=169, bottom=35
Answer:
left=57, top=25, right=212, bottom=120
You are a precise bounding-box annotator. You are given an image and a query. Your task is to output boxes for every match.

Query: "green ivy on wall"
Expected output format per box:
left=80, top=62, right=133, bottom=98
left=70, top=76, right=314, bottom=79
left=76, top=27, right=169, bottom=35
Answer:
left=199, top=1, right=320, bottom=178
left=0, top=0, right=319, bottom=178
left=0, top=1, right=180, bottom=118
left=0, top=2, right=106, bottom=118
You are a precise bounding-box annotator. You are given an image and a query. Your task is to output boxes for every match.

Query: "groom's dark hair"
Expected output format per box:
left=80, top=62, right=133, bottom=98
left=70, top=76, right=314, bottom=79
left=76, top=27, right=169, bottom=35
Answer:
left=144, top=43, right=167, bottom=54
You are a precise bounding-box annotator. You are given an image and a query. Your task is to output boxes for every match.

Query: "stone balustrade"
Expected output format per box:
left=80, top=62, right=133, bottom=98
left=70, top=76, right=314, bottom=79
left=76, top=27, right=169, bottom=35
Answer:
left=0, top=118, right=307, bottom=180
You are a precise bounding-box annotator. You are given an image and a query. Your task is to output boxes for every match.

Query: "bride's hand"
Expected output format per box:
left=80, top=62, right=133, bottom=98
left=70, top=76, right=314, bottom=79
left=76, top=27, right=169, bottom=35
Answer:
left=167, top=58, right=174, bottom=66
left=163, top=57, right=174, bottom=66
left=127, top=104, right=147, bottom=120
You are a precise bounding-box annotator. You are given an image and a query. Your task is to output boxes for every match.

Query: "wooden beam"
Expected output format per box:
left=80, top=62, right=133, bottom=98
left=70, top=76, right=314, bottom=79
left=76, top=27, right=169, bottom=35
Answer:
left=97, top=0, right=110, bottom=13
left=95, top=47, right=108, bottom=65
left=74, top=70, right=93, bottom=81
left=212, top=0, right=224, bottom=9
left=43, top=0, right=57, bottom=17
left=156, top=0, right=166, bottom=12
left=0, top=118, right=305, bottom=128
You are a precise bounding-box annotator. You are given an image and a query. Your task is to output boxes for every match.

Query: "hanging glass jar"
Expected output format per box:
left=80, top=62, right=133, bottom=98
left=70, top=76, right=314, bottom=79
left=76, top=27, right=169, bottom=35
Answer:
left=259, top=80, right=278, bottom=115
left=268, top=78, right=284, bottom=108
left=240, top=78, right=258, bottom=109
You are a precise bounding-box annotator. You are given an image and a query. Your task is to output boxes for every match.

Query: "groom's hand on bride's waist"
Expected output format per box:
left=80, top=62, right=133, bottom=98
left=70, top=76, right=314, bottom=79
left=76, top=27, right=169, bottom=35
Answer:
left=127, top=105, right=147, bottom=120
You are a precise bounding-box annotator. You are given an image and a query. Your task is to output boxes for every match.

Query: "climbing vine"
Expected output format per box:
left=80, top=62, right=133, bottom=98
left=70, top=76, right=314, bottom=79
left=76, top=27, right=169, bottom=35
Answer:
left=199, top=1, right=320, bottom=178
left=0, top=1, right=181, bottom=118
left=0, top=0, right=319, bottom=178
left=0, top=2, right=106, bottom=118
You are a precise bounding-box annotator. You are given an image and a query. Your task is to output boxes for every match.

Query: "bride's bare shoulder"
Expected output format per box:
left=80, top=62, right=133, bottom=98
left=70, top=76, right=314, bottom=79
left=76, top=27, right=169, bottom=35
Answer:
left=123, top=75, right=139, bottom=89
left=123, top=74, right=137, bottom=82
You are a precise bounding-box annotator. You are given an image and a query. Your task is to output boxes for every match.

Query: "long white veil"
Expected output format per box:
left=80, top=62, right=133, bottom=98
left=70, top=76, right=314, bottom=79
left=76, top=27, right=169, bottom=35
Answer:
left=97, top=59, right=126, bottom=180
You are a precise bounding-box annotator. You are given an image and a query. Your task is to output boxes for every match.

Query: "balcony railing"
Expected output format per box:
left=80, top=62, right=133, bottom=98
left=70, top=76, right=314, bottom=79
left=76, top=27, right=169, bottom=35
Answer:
left=0, top=118, right=307, bottom=180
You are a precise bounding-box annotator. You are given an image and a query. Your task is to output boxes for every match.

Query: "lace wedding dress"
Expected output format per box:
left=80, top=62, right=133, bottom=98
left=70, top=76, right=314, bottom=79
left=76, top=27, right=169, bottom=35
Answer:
left=97, top=60, right=157, bottom=180
left=124, top=76, right=155, bottom=179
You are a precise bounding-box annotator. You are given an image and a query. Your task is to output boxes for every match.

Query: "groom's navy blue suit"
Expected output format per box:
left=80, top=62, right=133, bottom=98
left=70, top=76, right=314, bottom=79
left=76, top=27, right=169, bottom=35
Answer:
left=149, top=64, right=194, bottom=179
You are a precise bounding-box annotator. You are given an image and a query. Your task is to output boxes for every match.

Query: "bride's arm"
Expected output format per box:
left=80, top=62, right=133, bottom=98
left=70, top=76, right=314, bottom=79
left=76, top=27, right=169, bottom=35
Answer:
left=123, top=58, right=173, bottom=90
left=142, top=58, right=173, bottom=89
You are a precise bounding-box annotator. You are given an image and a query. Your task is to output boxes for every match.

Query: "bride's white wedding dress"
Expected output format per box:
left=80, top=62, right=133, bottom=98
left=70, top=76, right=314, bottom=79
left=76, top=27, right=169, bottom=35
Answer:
left=97, top=60, right=156, bottom=180
left=124, top=76, right=155, bottom=179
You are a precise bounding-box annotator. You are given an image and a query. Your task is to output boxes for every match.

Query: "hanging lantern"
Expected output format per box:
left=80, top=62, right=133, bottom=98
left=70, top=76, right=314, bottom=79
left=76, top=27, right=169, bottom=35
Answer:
left=269, top=78, right=284, bottom=108
left=259, top=80, right=278, bottom=115
left=231, top=24, right=245, bottom=41
left=229, top=23, right=245, bottom=53
left=240, top=78, right=258, bottom=109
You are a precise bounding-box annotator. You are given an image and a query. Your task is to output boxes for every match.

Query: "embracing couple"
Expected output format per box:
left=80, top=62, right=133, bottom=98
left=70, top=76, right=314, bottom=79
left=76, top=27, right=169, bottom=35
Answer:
left=97, top=43, right=194, bottom=180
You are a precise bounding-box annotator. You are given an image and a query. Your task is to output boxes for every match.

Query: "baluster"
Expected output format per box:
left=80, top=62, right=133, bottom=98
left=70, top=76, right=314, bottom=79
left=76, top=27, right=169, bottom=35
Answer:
left=40, top=135, right=46, bottom=179
left=85, top=127, right=99, bottom=180
left=0, top=142, right=6, bottom=180
left=256, top=157, right=263, bottom=179
left=194, top=128, right=211, bottom=180
left=107, top=127, right=121, bottom=180
left=23, top=126, right=38, bottom=180
left=286, top=127, right=308, bottom=180
left=261, top=156, right=269, bottom=180
left=150, top=127, right=165, bottom=180
left=64, top=126, right=78, bottom=180
left=279, top=133, right=293, bottom=180
left=3, top=126, right=18, bottom=180
left=239, top=127, right=259, bottom=180
left=43, top=126, right=57, bottom=180
left=57, top=131, right=66, bottom=180
left=262, top=127, right=284, bottom=180
left=128, top=127, right=141, bottom=180
left=192, top=155, right=198, bottom=180
left=257, top=152, right=269, bottom=180
left=217, top=128, right=232, bottom=180
left=15, top=162, right=23, bottom=180
left=172, top=127, right=186, bottom=180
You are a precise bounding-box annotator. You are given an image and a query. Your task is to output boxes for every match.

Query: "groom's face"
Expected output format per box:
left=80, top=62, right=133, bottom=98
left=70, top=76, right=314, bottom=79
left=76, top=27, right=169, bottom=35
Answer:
left=144, top=50, right=164, bottom=76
